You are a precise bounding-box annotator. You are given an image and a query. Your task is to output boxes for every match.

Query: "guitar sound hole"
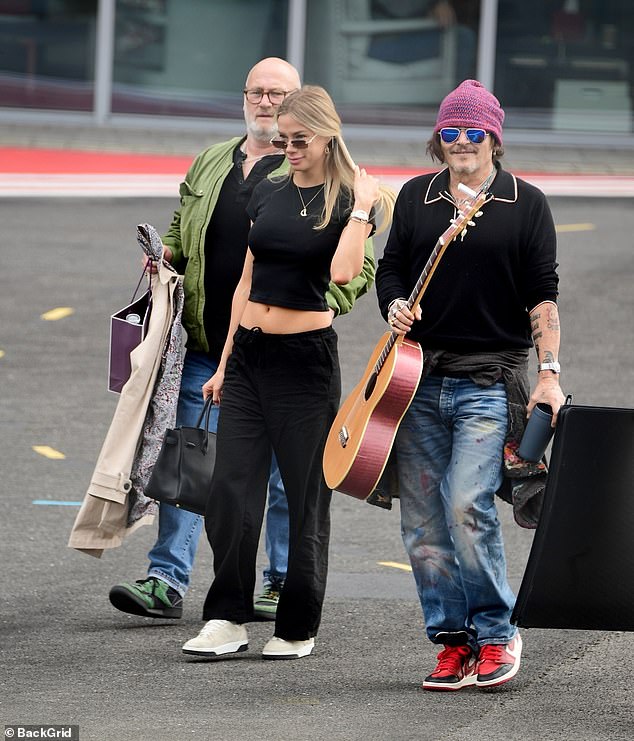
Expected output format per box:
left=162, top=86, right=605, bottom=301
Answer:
left=364, top=372, right=377, bottom=401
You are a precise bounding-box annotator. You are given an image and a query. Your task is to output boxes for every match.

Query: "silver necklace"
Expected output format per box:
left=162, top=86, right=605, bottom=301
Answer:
left=239, top=146, right=277, bottom=166
left=479, top=166, right=497, bottom=192
left=296, top=184, right=324, bottom=217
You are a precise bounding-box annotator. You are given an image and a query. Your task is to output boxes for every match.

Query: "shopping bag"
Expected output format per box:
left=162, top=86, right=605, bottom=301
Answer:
left=108, top=266, right=152, bottom=393
left=145, top=396, right=216, bottom=516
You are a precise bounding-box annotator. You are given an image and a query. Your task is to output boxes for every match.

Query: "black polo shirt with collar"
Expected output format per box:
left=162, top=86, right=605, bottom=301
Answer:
left=376, top=165, right=559, bottom=352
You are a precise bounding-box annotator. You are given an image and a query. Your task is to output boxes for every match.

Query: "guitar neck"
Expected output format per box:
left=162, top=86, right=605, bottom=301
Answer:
left=406, top=236, right=445, bottom=313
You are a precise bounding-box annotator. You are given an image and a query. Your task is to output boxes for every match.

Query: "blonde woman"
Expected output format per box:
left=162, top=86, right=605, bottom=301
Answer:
left=182, top=85, right=395, bottom=660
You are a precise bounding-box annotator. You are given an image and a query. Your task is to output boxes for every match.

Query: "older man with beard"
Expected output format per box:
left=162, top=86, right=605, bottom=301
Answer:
left=108, top=58, right=375, bottom=625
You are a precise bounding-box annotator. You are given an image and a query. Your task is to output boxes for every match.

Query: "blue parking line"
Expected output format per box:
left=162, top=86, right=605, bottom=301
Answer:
left=32, top=500, right=82, bottom=506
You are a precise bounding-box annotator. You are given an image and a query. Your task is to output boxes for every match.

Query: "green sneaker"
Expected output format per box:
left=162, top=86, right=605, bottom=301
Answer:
left=109, top=577, right=183, bottom=619
left=253, top=581, right=283, bottom=620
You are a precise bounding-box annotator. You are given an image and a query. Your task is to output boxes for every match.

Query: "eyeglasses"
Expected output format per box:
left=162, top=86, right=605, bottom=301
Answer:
left=243, top=88, right=289, bottom=105
left=439, top=127, right=488, bottom=144
left=270, top=133, right=318, bottom=150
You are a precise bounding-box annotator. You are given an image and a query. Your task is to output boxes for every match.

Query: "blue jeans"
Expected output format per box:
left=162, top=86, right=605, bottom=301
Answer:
left=395, top=375, right=516, bottom=648
left=148, top=350, right=288, bottom=595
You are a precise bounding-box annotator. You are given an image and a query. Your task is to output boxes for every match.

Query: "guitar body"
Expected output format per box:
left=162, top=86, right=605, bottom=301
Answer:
left=323, top=332, right=423, bottom=499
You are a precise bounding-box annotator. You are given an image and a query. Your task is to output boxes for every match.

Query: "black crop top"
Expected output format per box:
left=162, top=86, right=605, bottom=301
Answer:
left=246, top=177, right=371, bottom=311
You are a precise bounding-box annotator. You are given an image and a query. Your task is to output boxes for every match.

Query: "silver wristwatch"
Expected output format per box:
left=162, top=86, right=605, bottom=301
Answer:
left=538, top=361, right=561, bottom=374
left=349, top=209, right=369, bottom=222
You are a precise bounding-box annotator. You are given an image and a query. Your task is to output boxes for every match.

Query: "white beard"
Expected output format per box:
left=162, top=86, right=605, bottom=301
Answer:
left=449, top=160, right=479, bottom=177
left=245, top=119, right=276, bottom=143
left=244, top=102, right=278, bottom=145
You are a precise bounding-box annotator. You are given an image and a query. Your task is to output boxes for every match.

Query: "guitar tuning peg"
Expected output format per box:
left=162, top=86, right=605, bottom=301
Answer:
left=460, top=228, right=468, bottom=241
left=467, top=220, right=475, bottom=227
left=475, top=211, right=483, bottom=217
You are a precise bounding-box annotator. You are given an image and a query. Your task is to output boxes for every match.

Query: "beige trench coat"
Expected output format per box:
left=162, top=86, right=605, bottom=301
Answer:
left=68, top=258, right=182, bottom=557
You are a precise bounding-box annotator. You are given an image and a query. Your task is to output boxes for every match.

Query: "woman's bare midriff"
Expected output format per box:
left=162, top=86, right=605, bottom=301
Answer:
left=240, top=301, right=332, bottom=334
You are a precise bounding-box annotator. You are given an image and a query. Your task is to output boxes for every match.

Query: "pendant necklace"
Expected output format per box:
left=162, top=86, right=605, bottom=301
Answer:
left=296, top=184, right=325, bottom=216
left=448, top=167, right=495, bottom=242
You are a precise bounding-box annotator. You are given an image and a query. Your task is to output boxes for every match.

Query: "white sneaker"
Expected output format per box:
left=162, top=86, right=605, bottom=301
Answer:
left=182, top=619, right=248, bottom=656
left=262, top=636, right=315, bottom=660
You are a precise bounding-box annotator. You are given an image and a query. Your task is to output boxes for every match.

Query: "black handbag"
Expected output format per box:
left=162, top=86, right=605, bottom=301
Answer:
left=145, top=396, right=216, bottom=516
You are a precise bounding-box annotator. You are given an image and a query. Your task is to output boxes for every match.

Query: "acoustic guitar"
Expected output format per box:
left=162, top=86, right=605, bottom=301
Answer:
left=323, top=183, right=490, bottom=500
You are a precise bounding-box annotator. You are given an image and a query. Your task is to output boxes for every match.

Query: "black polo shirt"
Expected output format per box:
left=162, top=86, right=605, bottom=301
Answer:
left=376, top=166, right=559, bottom=352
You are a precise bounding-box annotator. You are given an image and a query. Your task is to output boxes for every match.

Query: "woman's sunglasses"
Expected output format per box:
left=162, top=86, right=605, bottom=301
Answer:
left=439, top=127, right=488, bottom=144
left=270, top=134, right=318, bottom=150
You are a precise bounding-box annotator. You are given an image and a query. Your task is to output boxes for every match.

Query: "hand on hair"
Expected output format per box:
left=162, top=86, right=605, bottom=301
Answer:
left=353, top=165, right=380, bottom=210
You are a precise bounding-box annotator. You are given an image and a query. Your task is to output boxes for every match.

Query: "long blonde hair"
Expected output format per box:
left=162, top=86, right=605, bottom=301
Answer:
left=276, top=85, right=395, bottom=233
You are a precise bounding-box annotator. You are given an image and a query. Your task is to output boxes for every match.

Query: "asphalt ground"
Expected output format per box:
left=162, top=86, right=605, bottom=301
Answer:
left=1, top=196, right=633, bottom=741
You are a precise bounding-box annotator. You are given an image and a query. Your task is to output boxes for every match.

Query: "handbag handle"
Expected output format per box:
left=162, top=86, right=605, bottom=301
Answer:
left=195, top=396, right=215, bottom=454
left=131, top=262, right=151, bottom=303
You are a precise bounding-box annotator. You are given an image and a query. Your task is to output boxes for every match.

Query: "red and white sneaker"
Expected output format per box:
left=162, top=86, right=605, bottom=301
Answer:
left=422, top=644, right=478, bottom=691
left=476, top=633, right=522, bottom=688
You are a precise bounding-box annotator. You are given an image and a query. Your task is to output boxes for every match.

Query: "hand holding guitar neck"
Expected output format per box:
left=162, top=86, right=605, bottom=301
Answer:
left=388, top=299, right=421, bottom=335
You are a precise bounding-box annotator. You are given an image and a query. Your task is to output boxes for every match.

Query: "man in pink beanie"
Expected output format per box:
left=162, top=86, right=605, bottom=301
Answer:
left=376, top=79, right=565, bottom=691
left=434, top=79, right=504, bottom=146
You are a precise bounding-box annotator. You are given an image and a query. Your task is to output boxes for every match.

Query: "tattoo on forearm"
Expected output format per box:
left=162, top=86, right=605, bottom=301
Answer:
left=530, top=302, right=559, bottom=361
left=546, top=304, right=560, bottom=331
left=530, top=311, right=541, bottom=331
left=530, top=308, right=542, bottom=353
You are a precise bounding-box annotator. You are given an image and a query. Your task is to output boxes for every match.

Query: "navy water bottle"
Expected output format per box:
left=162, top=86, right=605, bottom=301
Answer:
left=518, top=403, right=555, bottom=462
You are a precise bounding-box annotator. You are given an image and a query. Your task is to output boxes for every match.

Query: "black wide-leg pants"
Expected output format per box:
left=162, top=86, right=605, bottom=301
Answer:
left=203, top=325, right=341, bottom=640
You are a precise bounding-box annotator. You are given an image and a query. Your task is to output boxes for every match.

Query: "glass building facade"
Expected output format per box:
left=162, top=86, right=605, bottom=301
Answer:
left=0, top=0, right=632, bottom=141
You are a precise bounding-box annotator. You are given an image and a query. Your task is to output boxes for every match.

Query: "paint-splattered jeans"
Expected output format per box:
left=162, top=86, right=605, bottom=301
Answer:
left=395, top=374, right=517, bottom=648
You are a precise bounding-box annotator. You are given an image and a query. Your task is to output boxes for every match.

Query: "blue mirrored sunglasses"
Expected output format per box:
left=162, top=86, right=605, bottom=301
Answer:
left=439, top=127, right=488, bottom=144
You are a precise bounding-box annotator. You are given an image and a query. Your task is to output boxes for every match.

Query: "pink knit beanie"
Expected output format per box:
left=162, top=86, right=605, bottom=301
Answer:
left=434, top=79, right=505, bottom=145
